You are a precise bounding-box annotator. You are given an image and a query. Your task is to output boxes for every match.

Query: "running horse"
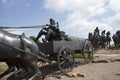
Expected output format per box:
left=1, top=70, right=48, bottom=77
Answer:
left=106, top=32, right=111, bottom=48
left=100, top=33, right=106, bottom=49
left=92, top=32, right=100, bottom=49
left=88, top=32, right=93, bottom=45
left=112, top=30, right=120, bottom=48
left=112, top=34, right=119, bottom=48
left=0, top=29, right=44, bottom=80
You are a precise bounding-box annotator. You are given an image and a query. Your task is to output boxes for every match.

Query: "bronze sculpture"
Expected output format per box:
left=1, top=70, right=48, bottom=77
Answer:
left=0, top=18, right=94, bottom=79
left=0, top=29, right=44, bottom=80
left=112, top=30, right=120, bottom=48
left=35, top=18, right=60, bottom=42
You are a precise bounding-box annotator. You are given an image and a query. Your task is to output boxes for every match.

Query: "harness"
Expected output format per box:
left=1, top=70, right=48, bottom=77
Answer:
left=19, top=35, right=26, bottom=50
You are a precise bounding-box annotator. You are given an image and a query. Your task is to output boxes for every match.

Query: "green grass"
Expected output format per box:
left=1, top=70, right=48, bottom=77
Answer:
left=74, top=53, right=95, bottom=59
left=0, top=66, right=7, bottom=73
left=74, top=53, right=84, bottom=59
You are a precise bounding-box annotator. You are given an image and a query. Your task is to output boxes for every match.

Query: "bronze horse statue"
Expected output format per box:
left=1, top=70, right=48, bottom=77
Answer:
left=0, top=29, right=45, bottom=80
left=100, top=33, right=106, bottom=49
left=105, top=32, right=111, bottom=48
left=112, top=30, right=120, bottom=48
left=88, top=32, right=94, bottom=47
left=92, top=32, right=100, bottom=49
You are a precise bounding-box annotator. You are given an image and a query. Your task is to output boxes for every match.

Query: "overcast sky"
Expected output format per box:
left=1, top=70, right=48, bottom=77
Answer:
left=0, top=0, right=120, bottom=38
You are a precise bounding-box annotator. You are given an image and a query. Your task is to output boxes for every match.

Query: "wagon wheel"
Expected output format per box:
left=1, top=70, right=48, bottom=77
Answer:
left=57, top=47, right=75, bottom=73
left=83, top=40, right=93, bottom=63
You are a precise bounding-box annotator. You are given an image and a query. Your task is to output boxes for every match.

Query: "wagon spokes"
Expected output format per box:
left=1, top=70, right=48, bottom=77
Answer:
left=57, top=47, right=75, bottom=73
left=83, top=40, right=94, bottom=63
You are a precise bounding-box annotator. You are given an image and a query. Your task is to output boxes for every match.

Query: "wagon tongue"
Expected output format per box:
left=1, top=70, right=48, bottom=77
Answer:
left=0, top=25, right=46, bottom=29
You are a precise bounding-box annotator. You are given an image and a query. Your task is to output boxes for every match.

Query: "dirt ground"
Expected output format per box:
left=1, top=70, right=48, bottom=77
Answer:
left=0, top=49, right=120, bottom=80
left=49, top=49, right=120, bottom=80
left=50, top=62, right=120, bottom=80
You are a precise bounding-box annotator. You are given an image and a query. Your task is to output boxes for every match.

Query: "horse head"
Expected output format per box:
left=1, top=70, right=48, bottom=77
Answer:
left=112, top=33, right=120, bottom=48
left=88, top=33, right=93, bottom=40
left=116, top=30, right=120, bottom=38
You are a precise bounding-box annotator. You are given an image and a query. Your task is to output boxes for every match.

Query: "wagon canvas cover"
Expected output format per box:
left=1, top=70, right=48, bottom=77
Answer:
left=39, top=37, right=86, bottom=54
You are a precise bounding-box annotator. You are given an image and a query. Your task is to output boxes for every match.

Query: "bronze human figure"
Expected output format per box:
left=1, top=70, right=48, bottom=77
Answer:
left=35, top=18, right=60, bottom=42
left=106, top=31, right=111, bottom=48
left=94, top=27, right=100, bottom=36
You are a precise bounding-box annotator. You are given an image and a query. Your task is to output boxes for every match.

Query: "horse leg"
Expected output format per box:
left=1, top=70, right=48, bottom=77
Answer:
left=116, top=42, right=119, bottom=49
left=115, top=43, right=117, bottom=49
left=7, top=57, right=33, bottom=80
left=22, top=57, right=41, bottom=80
left=108, top=42, right=110, bottom=48
left=8, top=68, right=26, bottom=80
left=7, top=63, right=25, bottom=80
left=104, top=42, right=106, bottom=49
left=0, top=62, right=15, bottom=79
left=107, top=42, right=109, bottom=48
left=7, top=69, right=25, bottom=80
left=13, top=55, right=41, bottom=80
left=14, top=62, right=32, bottom=80
left=29, top=62, right=41, bottom=80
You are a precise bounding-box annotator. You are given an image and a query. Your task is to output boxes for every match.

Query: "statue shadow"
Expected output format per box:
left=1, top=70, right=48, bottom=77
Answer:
left=1, top=60, right=85, bottom=80
left=39, top=62, right=63, bottom=78
left=39, top=59, right=86, bottom=78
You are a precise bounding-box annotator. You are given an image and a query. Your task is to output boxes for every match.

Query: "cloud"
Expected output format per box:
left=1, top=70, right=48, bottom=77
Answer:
left=64, top=11, right=112, bottom=38
left=44, top=0, right=106, bottom=13
left=107, top=0, right=120, bottom=12
left=103, top=12, right=120, bottom=25
left=44, top=0, right=115, bottom=38
left=102, top=0, right=120, bottom=26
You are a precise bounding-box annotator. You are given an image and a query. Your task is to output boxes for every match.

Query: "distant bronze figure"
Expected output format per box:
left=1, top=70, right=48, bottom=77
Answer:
left=93, top=30, right=100, bottom=49
left=101, top=30, right=106, bottom=36
left=100, top=30, right=106, bottom=48
left=112, top=30, right=120, bottom=48
left=94, top=27, right=100, bottom=36
left=88, top=32, right=93, bottom=46
left=106, top=31, right=111, bottom=48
